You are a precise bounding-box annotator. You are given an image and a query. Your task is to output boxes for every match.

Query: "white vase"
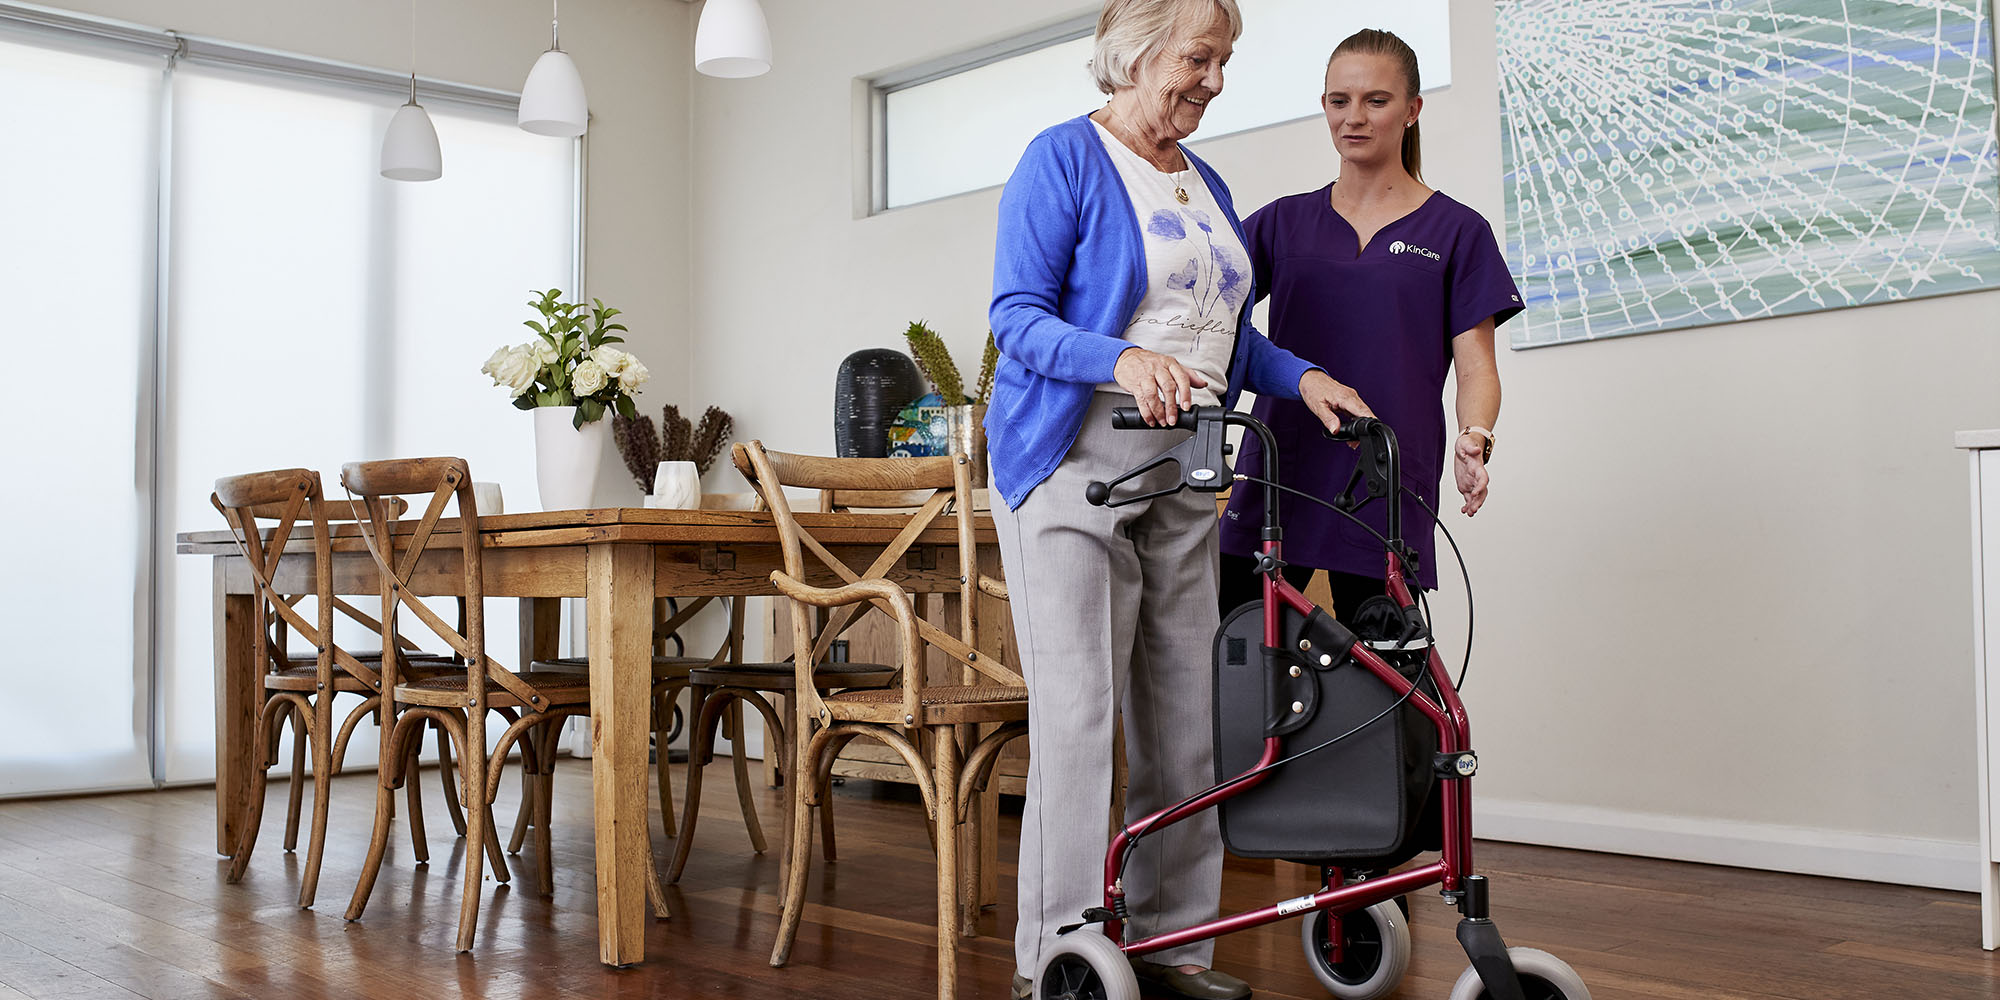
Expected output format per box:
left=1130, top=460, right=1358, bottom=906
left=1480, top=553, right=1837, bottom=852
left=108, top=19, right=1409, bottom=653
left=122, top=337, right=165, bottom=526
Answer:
left=646, top=460, right=701, bottom=509
left=533, top=406, right=609, bottom=512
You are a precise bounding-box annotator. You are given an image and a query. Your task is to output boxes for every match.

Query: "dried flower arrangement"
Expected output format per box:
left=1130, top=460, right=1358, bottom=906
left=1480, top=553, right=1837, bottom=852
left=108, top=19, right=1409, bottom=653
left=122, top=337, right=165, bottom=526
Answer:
left=613, top=404, right=734, bottom=493
left=903, top=321, right=998, bottom=405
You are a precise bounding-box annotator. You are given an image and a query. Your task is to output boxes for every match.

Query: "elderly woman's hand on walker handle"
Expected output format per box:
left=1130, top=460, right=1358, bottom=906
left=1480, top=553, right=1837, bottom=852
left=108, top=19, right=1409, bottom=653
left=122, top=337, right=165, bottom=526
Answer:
left=1113, top=346, right=1207, bottom=426
left=1299, top=369, right=1374, bottom=437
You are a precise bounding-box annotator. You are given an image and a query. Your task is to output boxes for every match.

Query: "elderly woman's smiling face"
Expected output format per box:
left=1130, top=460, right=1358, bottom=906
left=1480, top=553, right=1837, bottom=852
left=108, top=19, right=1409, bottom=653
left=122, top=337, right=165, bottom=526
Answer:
left=1120, top=4, right=1232, bottom=144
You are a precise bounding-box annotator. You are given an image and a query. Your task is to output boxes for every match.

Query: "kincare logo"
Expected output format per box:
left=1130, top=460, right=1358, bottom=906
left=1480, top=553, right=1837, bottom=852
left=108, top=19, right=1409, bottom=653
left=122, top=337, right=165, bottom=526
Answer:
left=1389, top=240, right=1441, bottom=261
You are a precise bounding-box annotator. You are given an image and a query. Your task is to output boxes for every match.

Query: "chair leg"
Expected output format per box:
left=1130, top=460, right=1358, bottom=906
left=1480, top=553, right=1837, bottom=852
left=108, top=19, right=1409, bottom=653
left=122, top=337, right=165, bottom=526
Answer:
left=666, top=685, right=726, bottom=884
left=297, top=698, right=335, bottom=909
left=644, top=840, right=671, bottom=920
left=767, top=719, right=818, bottom=969
left=347, top=713, right=417, bottom=921
left=282, top=703, right=306, bottom=853
left=437, top=720, right=468, bottom=837
left=654, top=685, right=678, bottom=839
left=533, top=720, right=558, bottom=896
left=482, top=801, right=511, bottom=886
left=726, top=698, right=767, bottom=855
left=404, top=733, right=430, bottom=864
left=508, top=725, right=539, bottom=855
left=455, top=739, right=488, bottom=953
left=932, top=729, right=963, bottom=1000
left=813, top=736, right=842, bottom=864
left=226, top=696, right=286, bottom=883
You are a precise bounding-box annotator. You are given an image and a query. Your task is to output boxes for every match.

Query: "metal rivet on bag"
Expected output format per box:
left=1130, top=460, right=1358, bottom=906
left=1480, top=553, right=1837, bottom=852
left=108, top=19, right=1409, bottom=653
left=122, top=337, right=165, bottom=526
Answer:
left=1288, top=665, right=1302, bottom=678
left=1319, top=654, right=1333, bottom=667
left=1298, top=639, right=1311, bottom=652
left=1290, top=701, right=1304, bottom=714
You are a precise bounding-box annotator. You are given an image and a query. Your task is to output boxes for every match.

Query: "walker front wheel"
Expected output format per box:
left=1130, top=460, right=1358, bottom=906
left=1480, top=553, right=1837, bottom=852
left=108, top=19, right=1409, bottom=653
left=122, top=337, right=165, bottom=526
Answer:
left=1446, top=947, right=1591, bottom=1000
left=1036, top=930, right=1140, bottom=1000
left=1299, top=901, right=1410, bottom=999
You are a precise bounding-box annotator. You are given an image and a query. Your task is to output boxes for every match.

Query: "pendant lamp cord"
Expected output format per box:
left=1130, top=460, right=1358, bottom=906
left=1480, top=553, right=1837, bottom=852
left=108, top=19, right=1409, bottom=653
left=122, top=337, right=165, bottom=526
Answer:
left=407, top=0, right=418, bottom=104
left=551, top=0, right=561, bottom=50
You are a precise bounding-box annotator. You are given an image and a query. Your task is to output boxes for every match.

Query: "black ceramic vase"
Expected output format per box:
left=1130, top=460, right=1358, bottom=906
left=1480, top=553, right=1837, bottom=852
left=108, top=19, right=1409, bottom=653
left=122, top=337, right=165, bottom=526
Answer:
left=833, top=349, right=925, bottom=458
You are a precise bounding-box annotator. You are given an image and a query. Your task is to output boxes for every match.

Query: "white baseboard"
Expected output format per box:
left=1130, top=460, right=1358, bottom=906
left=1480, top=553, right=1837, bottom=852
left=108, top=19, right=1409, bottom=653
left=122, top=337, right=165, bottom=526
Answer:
left=1475, top=798, right=1980, bottom=892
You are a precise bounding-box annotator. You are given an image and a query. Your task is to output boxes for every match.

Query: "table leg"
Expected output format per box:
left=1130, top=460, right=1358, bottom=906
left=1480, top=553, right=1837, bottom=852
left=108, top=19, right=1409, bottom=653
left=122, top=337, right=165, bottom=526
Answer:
left=214, top=559, right=257, bottom=856
left=587, top=542, right=652, bottom=966
left=519, top=597, right=561, bottom=667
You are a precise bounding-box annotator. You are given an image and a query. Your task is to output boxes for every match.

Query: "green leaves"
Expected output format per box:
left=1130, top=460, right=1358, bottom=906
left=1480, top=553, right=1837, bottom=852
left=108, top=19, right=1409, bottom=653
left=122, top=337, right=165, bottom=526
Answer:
left=492, top=287, right=651, bottom=421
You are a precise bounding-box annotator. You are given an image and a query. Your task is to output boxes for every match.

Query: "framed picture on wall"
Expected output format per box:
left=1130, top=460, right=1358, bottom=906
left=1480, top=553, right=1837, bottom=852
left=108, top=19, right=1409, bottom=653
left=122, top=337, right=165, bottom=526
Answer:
left=1497, top=0, right=2000, bottom=348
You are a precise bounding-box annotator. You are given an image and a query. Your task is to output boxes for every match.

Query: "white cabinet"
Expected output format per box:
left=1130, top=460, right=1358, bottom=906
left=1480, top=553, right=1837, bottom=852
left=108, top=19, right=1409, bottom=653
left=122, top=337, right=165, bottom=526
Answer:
left=1961, top=430, right=2000, bottom=949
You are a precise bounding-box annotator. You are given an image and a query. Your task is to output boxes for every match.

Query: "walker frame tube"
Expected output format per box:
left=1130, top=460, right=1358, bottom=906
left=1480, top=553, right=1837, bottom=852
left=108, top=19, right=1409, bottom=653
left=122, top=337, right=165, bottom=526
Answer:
left=1093, top=409, right=1478, bottom=960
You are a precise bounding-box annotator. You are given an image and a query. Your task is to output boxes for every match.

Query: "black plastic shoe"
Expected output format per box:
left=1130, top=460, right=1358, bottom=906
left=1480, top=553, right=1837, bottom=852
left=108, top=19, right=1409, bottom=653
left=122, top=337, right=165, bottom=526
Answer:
left=1129, top=958, right=1251, bottom=1000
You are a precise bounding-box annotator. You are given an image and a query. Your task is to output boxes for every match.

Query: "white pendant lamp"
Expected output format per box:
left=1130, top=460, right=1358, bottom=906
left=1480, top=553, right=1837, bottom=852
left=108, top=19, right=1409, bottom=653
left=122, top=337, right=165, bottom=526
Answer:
left=519, top=0, right=587, bottom=136
left=695, top=0, right=771, bottom=79
left=381, top=1, right=441, bottom=181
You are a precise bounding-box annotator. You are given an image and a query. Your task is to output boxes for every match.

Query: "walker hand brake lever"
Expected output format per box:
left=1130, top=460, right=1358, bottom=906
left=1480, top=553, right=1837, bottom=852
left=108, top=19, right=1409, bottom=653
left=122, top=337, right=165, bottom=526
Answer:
left=1087, top=407, right=1233, bottom=507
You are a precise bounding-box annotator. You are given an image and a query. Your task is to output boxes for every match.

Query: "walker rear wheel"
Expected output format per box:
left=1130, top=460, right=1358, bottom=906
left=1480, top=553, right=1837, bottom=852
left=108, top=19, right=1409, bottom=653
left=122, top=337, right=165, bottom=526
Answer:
left=1036, top=929, right=1140, bottom=1000
left=1299, top=901, right=1410, bottom=1000
left=1446, top=947, right=1591, bottom=1000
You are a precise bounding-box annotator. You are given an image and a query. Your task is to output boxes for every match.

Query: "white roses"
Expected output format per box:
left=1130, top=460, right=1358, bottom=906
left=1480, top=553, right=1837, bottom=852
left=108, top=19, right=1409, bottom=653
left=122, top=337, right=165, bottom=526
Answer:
left=483, top=342, right=650, bottom=401
left=486, top=290, right=646, bottom=426
left=591, top=345, right=651, bottom=394
left=571, top=359, right=608, bottom=396
left=481, top=345, right=540, bottom=398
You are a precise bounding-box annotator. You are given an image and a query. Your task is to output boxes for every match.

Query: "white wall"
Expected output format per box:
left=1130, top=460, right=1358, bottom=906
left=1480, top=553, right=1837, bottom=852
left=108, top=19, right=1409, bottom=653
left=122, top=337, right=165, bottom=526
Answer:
left=689, top=0, right=2000, bottom=889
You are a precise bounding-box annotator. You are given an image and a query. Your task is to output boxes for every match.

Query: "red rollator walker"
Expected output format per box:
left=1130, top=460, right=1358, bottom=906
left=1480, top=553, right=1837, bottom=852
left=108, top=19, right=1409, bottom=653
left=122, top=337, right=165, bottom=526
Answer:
left=1036, top=405, right=1589, bottom=1000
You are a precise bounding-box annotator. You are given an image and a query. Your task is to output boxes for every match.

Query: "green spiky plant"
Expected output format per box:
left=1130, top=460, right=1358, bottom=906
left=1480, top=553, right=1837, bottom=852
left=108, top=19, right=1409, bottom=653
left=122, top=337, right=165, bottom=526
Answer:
left=903, top=322, right=999, bottom=405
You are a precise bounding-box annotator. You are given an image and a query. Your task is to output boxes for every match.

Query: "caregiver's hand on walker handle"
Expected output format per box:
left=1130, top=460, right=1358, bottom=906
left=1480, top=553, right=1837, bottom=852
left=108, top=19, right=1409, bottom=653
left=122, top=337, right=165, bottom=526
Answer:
left=1300, top=369, right=1374, bottom=436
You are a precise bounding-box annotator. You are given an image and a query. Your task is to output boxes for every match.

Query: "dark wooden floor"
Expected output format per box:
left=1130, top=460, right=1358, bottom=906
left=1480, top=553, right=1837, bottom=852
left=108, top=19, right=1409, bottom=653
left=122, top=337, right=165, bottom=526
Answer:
left=0, top=761, right=1995, bottom=999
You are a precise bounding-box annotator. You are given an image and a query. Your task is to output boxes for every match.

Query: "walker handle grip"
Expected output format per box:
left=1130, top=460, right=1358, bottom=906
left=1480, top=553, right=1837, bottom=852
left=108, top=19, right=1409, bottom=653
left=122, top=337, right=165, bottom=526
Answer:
left=1110, top=407, right=1198, bottom=430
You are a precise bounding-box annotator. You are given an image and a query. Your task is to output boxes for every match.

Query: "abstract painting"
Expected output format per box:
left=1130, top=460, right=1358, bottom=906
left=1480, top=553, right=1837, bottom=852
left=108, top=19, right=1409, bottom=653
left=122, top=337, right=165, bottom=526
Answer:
left=1497, top=0, right=2000, bottom=348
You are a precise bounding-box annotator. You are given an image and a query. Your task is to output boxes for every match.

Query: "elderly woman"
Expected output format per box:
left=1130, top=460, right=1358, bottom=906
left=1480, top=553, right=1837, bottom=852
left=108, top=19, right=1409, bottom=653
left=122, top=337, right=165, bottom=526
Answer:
left=985, top=1, right=1371, bottom=997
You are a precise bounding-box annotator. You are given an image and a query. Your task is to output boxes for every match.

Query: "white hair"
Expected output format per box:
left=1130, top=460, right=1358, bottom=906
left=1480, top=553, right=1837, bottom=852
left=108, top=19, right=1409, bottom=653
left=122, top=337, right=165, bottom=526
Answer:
left=1089, top=0, right=1243, bottom=96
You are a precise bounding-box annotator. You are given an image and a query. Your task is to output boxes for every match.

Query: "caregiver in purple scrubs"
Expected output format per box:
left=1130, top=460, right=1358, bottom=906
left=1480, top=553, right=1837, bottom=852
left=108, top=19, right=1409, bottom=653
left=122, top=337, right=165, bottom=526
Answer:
left=1218, top=27, right=1523, bottom=613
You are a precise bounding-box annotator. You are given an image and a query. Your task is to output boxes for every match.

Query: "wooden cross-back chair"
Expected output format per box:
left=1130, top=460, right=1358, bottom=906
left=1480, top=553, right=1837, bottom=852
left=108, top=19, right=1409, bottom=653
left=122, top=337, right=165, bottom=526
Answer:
left=213, top=467, right=390, bottom=910
left=734, top=441, right=1028, bottom=1000
left=254, top=497, right=481, bottom=873
left=337, top=456, right=663, bottom=952
left=214, top=472, right=471, bottom=910
left=662, top=489, right=898, bottom=888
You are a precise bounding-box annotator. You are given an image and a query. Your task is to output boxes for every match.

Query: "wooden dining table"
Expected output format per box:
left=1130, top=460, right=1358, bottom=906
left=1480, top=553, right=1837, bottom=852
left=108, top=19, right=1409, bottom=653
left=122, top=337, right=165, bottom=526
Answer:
left=178, top=505, right=997, bottom=967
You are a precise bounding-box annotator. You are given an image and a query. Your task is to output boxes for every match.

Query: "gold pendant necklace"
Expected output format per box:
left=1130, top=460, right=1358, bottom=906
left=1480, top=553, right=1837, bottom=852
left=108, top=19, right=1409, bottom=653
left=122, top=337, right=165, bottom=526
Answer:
left=1170, top=167, right=1191, bottom=204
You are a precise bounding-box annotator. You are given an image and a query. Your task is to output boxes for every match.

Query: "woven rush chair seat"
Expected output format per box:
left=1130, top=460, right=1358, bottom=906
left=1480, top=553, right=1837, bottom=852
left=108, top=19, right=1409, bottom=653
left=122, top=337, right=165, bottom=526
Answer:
left=286, top=649, right=455, bottom=668
left=829, top=684, right=1031, bottom=707
left=529, top=654, right=705, bottom=678
left=689, top=660, right=897, bottom=691
left=394, top=671, right=593, bottom=709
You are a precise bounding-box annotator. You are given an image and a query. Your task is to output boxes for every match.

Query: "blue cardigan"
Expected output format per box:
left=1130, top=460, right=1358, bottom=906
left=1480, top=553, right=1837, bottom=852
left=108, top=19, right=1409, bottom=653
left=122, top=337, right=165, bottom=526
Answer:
left=986, top=114, right=1317, bottom=509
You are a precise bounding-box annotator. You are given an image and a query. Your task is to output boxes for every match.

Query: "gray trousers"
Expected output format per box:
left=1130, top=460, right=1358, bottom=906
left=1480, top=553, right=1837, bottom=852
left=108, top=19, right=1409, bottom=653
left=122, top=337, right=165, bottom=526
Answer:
left=993, top=393, right=1224, bottom=975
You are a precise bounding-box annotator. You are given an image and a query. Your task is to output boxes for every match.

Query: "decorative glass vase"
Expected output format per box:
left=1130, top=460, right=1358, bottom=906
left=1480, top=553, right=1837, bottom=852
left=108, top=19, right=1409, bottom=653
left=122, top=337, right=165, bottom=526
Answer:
left=945, top=404, right=987, bottom=487
left=532, top=406, right=609, bottom=511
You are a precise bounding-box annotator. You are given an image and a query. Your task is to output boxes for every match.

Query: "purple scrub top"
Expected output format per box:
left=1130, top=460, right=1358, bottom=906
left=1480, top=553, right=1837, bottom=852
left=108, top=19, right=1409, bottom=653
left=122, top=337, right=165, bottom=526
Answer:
left=1219, top=186, right=1522, bottom=590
